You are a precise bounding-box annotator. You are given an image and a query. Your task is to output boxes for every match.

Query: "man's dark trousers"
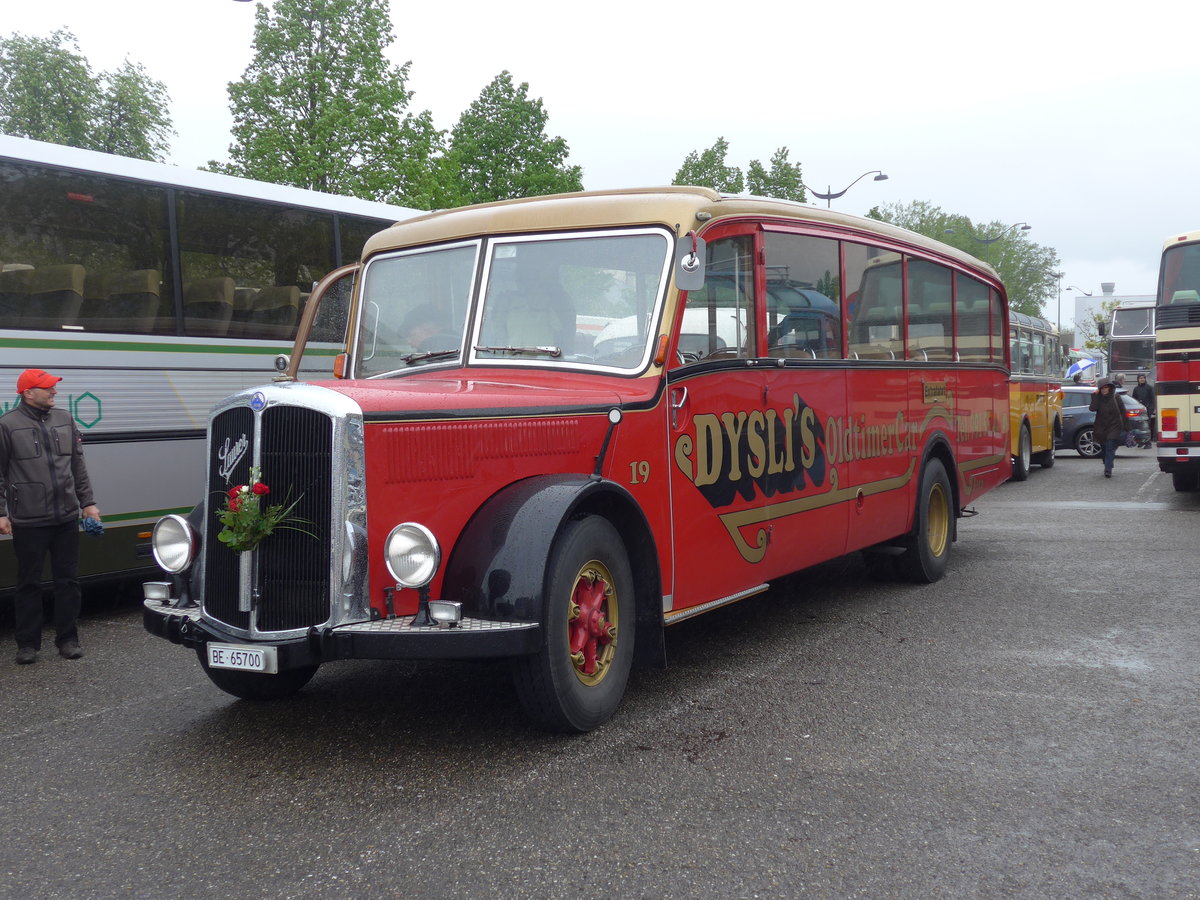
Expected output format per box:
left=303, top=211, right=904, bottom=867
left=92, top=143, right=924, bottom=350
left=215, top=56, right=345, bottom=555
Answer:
left=12, top=520, right=80, bottom=650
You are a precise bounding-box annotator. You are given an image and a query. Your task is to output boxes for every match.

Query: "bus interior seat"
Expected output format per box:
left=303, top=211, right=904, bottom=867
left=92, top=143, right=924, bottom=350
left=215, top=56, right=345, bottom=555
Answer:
left=24, top=264, right=86, bottom=330
left=0, top=268, right=34, bottom=323
left=250, top=285, right=300, bottom=327
left=100, top=269, right=163, bottom=332
left=183, top=277, right=235, bottom=335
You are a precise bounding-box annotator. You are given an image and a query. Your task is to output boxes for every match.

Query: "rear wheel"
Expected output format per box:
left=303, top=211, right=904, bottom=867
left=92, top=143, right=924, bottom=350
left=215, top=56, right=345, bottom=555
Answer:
left=512, top=516, right=636, bottom=733
left=1012, top=424, right=1032, bottom=481
left=1074, top=426, right=1101, bottom=458
left=196, top=647, right=318, bottom=701
left=894, top=458, right=953, bottom=584
left=1171, top=470, right=1200, bottom=492
left=1033, top=426, right=1056, bottom=468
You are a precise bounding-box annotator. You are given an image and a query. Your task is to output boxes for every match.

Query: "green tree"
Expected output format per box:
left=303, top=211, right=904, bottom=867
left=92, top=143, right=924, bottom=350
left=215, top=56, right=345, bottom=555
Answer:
left=674, top=139, right=806, bottom=201
left=212, top=0, right=440, bottom=208
left=867, top=200, right=1062, bottom=318
left=673, top=136, right=744, bottom=194
left=441, top=71, right=583, bottom=207
left=746, top=146, right=806, bottom=201
left=92, top=60, right=174, bottom=161
left=0, top=29, right=173, bottom=161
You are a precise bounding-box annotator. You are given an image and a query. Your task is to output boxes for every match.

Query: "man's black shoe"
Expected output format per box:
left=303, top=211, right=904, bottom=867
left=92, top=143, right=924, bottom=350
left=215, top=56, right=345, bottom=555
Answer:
left=15, top=647, right=37, bottom=665
left=58, top=641, right=83, bottom=660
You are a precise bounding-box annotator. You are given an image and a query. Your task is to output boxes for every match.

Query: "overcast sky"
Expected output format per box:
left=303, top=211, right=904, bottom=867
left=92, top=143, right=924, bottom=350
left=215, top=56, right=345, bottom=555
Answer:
left=7, top=1, right=1196, bottom=331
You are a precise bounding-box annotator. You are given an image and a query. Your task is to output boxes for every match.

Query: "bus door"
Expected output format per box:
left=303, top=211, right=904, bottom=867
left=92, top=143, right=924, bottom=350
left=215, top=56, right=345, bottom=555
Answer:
left=954, top=278, right=1008, bottom=500
left=905, top=258, right=958, bottom=506
left=667, top=230, right=772, bottom=609
left=844, top=247, right=916, bottom=548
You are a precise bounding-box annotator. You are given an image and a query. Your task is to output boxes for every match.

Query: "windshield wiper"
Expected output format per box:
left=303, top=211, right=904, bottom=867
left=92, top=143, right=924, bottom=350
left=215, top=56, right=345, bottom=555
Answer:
left=401, top=348, right=460, bottom=365
left=474, top=345, right=562, bottom=358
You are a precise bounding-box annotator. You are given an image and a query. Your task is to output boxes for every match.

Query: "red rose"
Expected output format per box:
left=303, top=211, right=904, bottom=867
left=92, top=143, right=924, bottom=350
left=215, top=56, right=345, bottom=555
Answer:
left=228, top=497, right=242, bottom=511
left=251, top=482, right=269, bottom=495
left=228, top=486, right=243, bottom=499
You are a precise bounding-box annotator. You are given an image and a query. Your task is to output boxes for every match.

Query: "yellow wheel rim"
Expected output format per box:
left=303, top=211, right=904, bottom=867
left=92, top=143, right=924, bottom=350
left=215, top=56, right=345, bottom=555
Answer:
left=566, top=560, right=618, bottom=687
left=927, top=482, right=950, bottom=558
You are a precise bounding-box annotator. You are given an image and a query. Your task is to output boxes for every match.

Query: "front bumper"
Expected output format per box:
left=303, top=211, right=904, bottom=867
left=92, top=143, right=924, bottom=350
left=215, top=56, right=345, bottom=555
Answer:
left=143, top=598, right=542, bottom=669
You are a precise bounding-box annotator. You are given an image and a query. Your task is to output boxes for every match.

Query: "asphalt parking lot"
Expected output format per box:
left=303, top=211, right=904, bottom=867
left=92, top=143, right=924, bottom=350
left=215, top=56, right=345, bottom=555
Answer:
left=2, top=447, right=1198, bottom=899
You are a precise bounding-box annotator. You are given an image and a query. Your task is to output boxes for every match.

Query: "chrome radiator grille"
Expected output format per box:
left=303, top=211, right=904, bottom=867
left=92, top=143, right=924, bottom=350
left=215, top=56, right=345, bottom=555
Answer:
left=204, top=404, right=334, bottom=633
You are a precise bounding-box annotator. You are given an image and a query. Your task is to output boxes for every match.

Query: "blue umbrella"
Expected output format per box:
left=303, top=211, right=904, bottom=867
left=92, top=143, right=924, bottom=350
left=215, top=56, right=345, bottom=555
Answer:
left=1065, top=358, right=1096, bottom=379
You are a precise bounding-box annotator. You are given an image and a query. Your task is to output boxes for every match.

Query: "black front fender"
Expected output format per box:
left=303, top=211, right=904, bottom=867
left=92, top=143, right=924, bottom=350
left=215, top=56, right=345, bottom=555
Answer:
left=441, top=475, right=637, bottom=622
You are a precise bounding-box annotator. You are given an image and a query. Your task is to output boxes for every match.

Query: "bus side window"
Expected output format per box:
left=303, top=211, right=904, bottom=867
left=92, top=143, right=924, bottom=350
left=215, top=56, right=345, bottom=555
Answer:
left=763, top=231, right=841, bottom=360
left=956, top=274, right=991, bottom=361
left=989, top=289, right=1006, bottom=365
left=906, top=259, right=952, bottom=361
left=846, top=245, right=901, bottom=360
left=678, top=235, right=755, bottom=363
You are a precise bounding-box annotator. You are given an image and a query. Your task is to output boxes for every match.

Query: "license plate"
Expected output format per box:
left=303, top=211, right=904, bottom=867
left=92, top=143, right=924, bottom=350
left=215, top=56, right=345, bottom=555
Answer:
left=207, top=642, right=278, bottom=674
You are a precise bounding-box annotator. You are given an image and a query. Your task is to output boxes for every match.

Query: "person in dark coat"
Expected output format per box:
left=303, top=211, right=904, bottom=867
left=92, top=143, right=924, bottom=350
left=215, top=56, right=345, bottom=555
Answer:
left=1132, top=374, right=1156, bottom=445
left=1089, top=377, right=1126, bottom=477
left=0, top=369, right=101, bottom=664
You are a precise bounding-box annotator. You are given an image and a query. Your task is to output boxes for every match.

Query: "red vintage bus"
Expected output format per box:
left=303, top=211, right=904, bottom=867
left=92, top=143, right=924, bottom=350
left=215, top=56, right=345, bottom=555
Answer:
left=143, top=188, right=1011, bottom=731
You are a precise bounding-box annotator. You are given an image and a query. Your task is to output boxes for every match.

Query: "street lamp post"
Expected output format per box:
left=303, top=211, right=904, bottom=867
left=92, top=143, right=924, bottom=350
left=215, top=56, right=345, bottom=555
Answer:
left=802, top=170, right=888, bottom=208
left=945, top=222, right=1032, bottom=263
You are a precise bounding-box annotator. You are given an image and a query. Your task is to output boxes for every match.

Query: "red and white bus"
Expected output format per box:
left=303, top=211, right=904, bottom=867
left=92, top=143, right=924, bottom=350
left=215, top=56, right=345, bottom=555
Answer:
left=143, top=188, right=1012, bottom=731
left=1155, top=228, right=1200, bottom=490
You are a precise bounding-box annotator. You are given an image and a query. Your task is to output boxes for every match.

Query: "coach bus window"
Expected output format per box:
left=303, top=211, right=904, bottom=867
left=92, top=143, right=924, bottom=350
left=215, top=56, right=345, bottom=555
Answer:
left=1031, top=330, right=1047, bottom=374
left=990, top=288, right=1006, bottom=365
left=339, top=215, right=391, bottom=264
left=846, top=245, right=901, bottom=360
left=176, top=191, right=336, bottom=339
left=0, top=161, right=171, bottom=333
left=906, top=259, right=953, bottom=361
left=1160, top=242, right=1200, bottom=303
left=763, top=232, right=841, bottom=359
left=956, top=274, right=990, bottom=361
left=676, top=235, right=756, bottom=363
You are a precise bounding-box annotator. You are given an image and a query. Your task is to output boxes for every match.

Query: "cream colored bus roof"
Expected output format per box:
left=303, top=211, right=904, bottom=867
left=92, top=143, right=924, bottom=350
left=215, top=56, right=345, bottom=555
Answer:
left=362, top=186, right=1000, bottom=281
left=1162, top=229, right=1200, bottom=250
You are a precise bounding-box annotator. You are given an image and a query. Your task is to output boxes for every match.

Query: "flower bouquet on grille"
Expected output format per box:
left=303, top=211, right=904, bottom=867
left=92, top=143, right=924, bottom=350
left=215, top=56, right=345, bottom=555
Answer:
left=216, top=467, right=312, bottom=552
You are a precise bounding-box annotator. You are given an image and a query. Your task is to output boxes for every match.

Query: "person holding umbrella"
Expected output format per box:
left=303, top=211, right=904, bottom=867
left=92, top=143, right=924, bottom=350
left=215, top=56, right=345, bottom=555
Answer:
left=1089, top=376, right=1125, bottom=478
left=1065, top=357, right=1096, bottom=381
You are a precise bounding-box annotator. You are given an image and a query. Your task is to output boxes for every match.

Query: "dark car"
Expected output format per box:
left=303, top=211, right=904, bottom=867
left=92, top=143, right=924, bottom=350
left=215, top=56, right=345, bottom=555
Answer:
left=1057, top=384, right=1151, bottom=458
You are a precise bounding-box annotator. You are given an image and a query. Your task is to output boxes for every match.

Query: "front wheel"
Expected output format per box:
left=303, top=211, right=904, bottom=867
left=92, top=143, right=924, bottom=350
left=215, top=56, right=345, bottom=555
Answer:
left=894, top=458, right=953, bottom=584
left=1074, top=426, right=1101, bottom=459
left=196, top=647, right=318, bottom=701
left=512, top=516, right=636, bottom=733
left=1012, top=424, right=1032, bottom=481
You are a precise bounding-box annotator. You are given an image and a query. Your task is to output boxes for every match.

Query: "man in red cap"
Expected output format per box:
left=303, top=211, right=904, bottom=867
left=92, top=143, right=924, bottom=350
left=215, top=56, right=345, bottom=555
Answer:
left=1, top=369, right=101, bottom=664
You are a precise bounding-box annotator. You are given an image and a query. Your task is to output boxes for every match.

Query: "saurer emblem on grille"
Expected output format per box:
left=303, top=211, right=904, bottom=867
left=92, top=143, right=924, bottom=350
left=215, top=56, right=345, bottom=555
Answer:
left=217, top=433, right=249, bottom=485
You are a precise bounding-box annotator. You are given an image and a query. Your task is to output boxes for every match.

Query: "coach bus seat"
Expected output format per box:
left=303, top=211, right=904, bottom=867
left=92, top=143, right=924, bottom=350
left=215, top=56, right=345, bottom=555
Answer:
left=183, top=277, right=235, bottom=336
left=250, top=285, right=300, bottom=326
left=0, top=267, right=34, bottom=324
left=240, top=285, right=301, bottom=339
left=25, top=264, right=86, bottom=330
left=101, top=269, right=163, bottom=332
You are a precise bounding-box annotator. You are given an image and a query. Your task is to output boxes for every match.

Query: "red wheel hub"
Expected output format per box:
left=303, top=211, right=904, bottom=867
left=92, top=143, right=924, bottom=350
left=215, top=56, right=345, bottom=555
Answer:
left=568, top=568, right=616, bottom=678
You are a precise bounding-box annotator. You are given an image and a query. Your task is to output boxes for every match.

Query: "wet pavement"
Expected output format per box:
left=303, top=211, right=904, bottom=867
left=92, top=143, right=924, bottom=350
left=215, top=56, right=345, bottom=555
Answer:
left=2, top=447, right=1197, bottom=898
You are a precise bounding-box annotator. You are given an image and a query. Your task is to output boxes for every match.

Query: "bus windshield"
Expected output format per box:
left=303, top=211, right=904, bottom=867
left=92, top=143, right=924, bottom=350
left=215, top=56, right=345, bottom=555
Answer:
left=1159, top=242, right=1200, bottom=305
left=357, top=229, right=672, bottom=376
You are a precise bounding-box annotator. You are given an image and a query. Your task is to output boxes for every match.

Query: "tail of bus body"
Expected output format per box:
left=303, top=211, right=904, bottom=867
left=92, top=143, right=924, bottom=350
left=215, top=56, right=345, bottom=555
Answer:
left=1154, top=231, right=1200, bottom=491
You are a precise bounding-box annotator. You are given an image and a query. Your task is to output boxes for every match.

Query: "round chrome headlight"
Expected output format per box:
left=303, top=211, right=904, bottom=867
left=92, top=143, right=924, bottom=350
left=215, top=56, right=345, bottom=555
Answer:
left=384, top=522, right=441, bottom=588
left=152, top=514, right=197, bottom=574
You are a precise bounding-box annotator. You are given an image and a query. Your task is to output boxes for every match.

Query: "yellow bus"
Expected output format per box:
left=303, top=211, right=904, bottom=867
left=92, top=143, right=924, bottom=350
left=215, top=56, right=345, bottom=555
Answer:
left=1009, top=311, right=1063, bottom=480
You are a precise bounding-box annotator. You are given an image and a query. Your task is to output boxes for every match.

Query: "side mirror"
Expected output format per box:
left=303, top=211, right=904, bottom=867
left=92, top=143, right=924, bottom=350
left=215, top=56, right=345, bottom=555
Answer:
left=1098, top=322, right=1107, bottom=337
left=675, top=232, right=706, bottom=292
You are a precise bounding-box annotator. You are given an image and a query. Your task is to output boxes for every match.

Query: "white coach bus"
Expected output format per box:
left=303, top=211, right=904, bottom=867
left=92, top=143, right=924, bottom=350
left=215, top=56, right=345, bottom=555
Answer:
left=0, top=135, right=418, bottom=592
